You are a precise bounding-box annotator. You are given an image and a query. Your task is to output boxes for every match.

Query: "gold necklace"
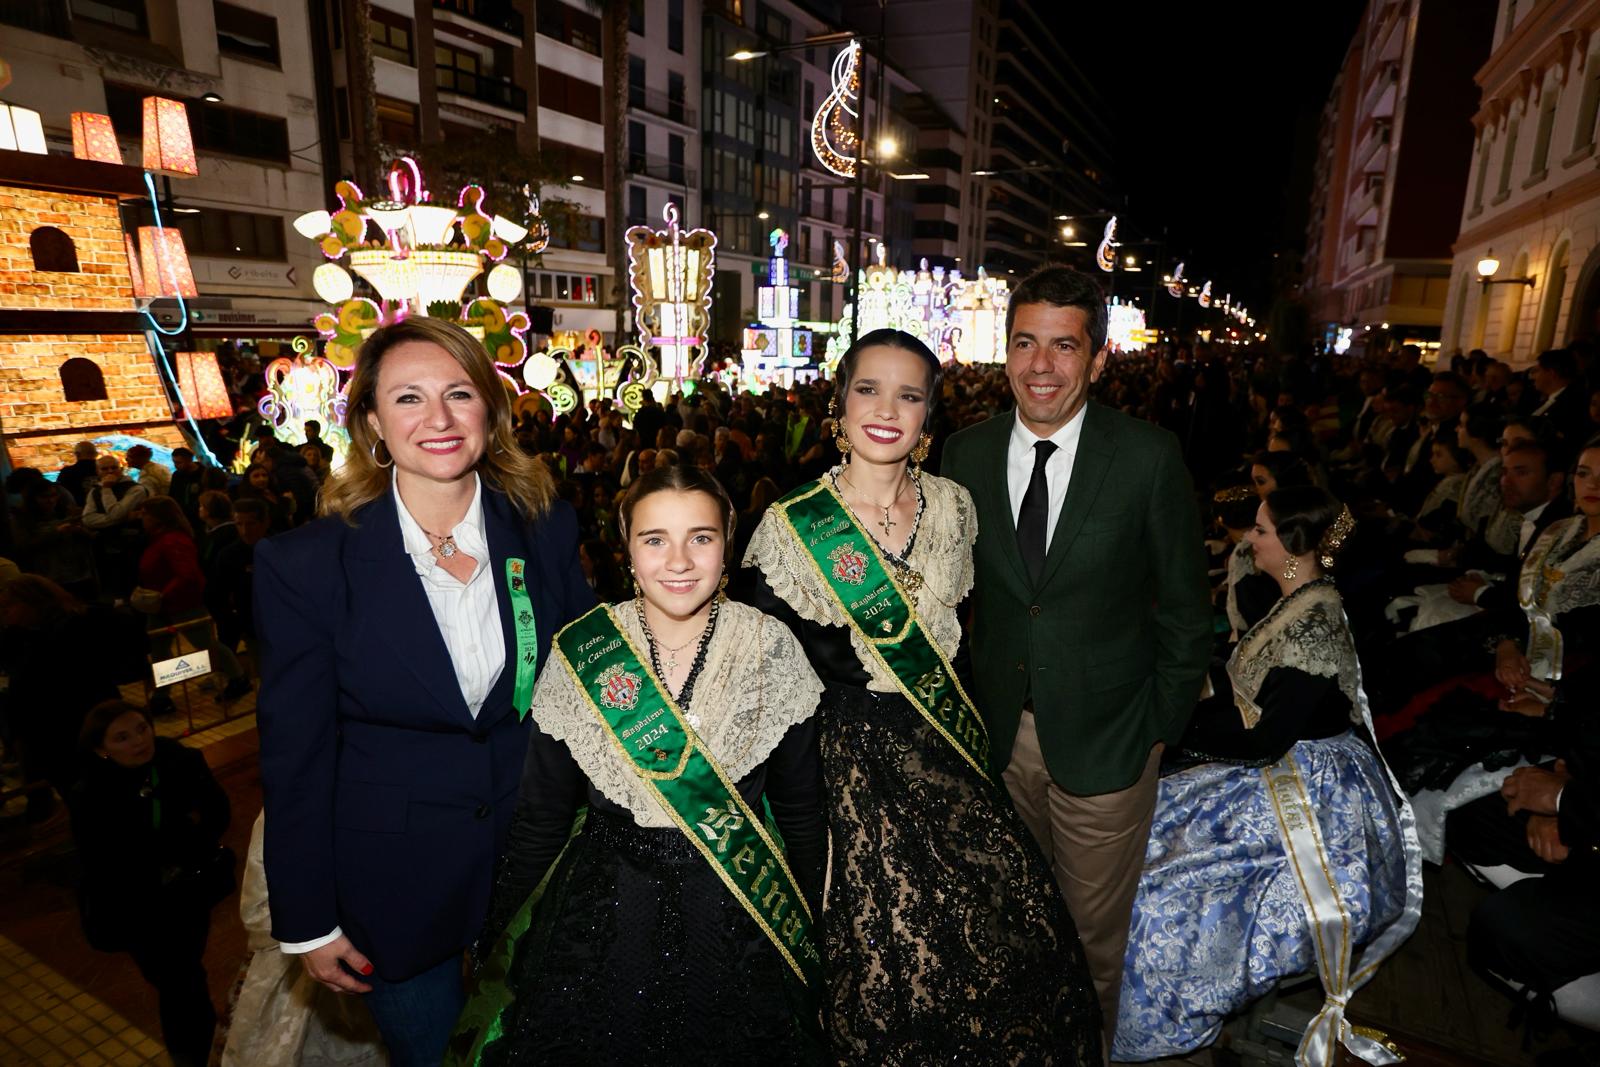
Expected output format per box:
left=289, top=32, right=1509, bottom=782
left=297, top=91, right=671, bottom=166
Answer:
left=418, top=526, right=459, bottom=558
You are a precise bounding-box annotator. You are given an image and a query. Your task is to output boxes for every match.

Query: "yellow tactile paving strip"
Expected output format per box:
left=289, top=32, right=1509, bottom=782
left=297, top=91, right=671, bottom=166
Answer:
left=0, top=935, right=166, bottom=1066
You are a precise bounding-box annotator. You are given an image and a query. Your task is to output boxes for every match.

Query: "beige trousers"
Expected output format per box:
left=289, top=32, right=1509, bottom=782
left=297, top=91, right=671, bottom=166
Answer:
left=1002, top=708, right=1161, bottom=1048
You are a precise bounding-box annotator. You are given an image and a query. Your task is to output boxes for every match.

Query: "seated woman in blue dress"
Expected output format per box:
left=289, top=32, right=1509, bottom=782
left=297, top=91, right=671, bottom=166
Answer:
left=1115, top=486, right=1423, bottom=1067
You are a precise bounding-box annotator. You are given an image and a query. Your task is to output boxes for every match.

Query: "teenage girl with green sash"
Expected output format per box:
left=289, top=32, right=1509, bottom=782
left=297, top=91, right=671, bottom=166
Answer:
left=736, top=329, right=1102, bottom=1065
left=449, top=465, right=829, bottom=1065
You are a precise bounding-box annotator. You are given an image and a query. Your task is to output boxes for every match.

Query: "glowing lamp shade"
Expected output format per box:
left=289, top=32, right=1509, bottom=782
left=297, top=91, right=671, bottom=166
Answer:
left=348, top=248, right=418, bottom=304
left=491, top=215, right=529, bottom=244
left=486, top=263, right=522, bottom=303
left=366, top=201, right=410, bottom=234
left=407, top=204, right=459, bottom=246
left=1476, top=253, right=1500, bottom=279
left=142, top=97, right=198, bottom=177
left=313, top=263, right=354, bottom=304
left=70, top=112, right=122, bottom=163
left=412, top=249, right=482, bottom=307
left=524, top=352, right=559, bottom=390
left=137, top=226, right=198, bottom=297
left=173, top=351, right=234, bottom=419
left=293, top=210, right=333, bottom=240
left=0, top=103, right=46, bottom=154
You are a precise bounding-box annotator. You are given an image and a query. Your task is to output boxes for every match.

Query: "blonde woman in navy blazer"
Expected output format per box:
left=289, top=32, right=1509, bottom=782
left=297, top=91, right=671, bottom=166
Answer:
left=254, top=318, right=593, bottom=1066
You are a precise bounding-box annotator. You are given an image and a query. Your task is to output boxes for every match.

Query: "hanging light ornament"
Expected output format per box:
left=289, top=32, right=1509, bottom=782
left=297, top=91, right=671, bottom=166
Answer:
left=70, top=112, right=122, bottom=164
left=1198, top=280, right=1213, bottom=308
left=1096, top=216, right=1119, bottom=273
left=1166, top=261, right=1186, bottom=298
left=811, top=40, right=862, bottom=178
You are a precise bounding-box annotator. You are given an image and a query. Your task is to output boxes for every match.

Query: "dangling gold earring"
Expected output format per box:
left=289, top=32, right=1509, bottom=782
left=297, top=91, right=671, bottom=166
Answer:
left=1282, top=556, right=1300, bottom=581
left=829, top=396, right=852, bottom=455
left=717, top=574, right=729, bottom=602
left=910, top=433, right=931, bottom=469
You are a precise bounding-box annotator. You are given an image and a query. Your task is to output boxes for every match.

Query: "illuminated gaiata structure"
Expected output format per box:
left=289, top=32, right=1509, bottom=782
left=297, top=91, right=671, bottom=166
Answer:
left=824, top=249, right=1011, bottom=367
left=739, top=228, right=816, bottom=391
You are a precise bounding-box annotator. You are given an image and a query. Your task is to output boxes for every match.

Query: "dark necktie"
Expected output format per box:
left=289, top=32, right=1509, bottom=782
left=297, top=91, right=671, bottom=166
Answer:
left=1017, top=440, right=1057, bottom=582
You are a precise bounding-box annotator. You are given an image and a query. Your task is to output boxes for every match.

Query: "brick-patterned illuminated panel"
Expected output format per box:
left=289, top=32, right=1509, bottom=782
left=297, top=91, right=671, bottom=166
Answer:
left=0, top=188, right=136, bottom=310
left=0, top=333, right=173, bottom=437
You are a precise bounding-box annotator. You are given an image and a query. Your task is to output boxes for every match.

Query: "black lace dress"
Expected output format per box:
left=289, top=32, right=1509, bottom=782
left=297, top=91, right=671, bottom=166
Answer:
left=736, top=474, right=1101, bottom=1066
left=449, top=602, right=829, bottom=1066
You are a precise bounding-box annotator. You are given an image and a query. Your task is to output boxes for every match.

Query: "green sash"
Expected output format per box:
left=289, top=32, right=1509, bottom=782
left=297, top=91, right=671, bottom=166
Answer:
left=555, top=605, right=822, bottom=987
left=774, top=479, right=992, bottom=778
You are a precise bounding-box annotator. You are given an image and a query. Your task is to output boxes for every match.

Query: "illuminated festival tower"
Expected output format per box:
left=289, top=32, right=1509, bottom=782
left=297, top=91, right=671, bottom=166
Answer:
left=0, top=140, right=186, bottom=473
left=740, top=229, right=814, bottom=390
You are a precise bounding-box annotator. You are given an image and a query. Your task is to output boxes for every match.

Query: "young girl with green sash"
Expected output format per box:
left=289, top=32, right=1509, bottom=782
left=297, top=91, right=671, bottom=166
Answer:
left=449, top=465, right=828, bottom=1066
left=736, top=329, right=1102, bottom=1065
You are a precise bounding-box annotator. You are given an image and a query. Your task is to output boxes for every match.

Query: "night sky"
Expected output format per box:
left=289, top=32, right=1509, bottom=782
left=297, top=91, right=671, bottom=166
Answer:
left=1052, top=2, right=1368, bottom=316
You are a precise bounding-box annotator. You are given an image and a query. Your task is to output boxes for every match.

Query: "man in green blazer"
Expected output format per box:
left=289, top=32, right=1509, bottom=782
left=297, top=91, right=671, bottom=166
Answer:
left=942, top=265, right=1211, bottom=1041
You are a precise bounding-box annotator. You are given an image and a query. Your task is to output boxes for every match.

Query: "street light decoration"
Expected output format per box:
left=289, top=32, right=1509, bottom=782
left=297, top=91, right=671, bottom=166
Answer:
left=830, top=239, right=850, bottom=283
left=1096, top=216, right=1119, bottom=273
left=811, top=40, right=862, bottom=178
left=742, top=228, right=812, bottom=392
left=1198, top=280, right=1213, bottom=308
left=626, top=201, right=716, bottom=389
left=172, top=351, right=233, bottom=420
left=1166, top=262, right=1186, bottom=298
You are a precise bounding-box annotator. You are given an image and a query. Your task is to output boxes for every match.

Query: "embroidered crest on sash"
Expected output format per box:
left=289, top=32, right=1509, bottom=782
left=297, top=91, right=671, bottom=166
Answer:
left=597, top=664, right=641, bottom=711
left=829, top=542, right=869, bottom=585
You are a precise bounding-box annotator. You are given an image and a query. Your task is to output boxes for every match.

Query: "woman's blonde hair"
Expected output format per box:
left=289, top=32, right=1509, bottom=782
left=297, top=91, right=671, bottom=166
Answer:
left=320, top=317, right=554, bottom=524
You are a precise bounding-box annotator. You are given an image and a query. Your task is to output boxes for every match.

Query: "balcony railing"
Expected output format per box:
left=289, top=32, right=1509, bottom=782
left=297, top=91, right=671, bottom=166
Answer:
left=433, top=0, right=523, bottom=38
left=627, top=152, right=696, bottom=186
left=1, top=0, right=73, bottom=37
left=628, top=85, right=697, bottom=128
left=436, top=67, right=527, bottom=113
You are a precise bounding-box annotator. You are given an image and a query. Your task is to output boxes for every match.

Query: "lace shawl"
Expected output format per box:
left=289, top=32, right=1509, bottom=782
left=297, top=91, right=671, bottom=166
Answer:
left=1227, top=579, right=1361, bottom=728
left=1458, top=455, right=1503, bottom=534
left=1225, top=541, right=1254, bottom=636
left=742, top=470, right=976, bottom=693
left=1519, top=517, right=1600, bottom=623
left=1418, top=472, right=1466, bottom=522
left=528, top=600, right=824, bottom=829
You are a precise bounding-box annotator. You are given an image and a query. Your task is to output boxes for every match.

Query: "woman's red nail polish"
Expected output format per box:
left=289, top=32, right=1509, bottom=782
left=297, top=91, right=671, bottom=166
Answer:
left=359, top=964, right=374, bottom=976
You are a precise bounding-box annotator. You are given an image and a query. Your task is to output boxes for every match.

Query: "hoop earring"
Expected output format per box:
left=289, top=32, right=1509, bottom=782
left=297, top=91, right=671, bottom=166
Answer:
left=1282, top=556, right=1299, bottom=581
left=910, top=433, right=931, bottom=469
left=371, top=438, right=394, bottom=469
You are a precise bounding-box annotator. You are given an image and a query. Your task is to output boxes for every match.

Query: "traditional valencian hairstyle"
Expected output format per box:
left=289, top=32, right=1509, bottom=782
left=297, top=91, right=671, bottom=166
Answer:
left=830, top=328, right=943, bottom=432
left=1265, top=485, right=1355, bottom=571
left=618, top=464, right=738, bottom=564
left=320, top=317, right=554, bottom=524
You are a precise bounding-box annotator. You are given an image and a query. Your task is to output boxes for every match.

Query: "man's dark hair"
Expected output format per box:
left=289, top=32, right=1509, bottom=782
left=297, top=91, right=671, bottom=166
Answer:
left=232, top=497, right=269, bottom=522
left=1504, top=436, right=1568, bottom=478
left=1005, top=265, right=1108, bottom=357
left=1536, top=348, right=1578, bottom=382
left=172, top=446, right=194, bottom=461
left=1429, top=372, right=1470, bottom=399
left=305, top=419, right=322, bottom=435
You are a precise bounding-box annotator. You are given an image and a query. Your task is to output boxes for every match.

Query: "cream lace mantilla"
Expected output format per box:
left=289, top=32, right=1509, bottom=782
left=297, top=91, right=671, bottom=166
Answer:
left=743, top=470, right=977, bottom=693
left=528, top=599, right=824, bottom=828
left=1228, top=578, right=1361, bottom=729
left=1519, top=516, right=1600, bottom=622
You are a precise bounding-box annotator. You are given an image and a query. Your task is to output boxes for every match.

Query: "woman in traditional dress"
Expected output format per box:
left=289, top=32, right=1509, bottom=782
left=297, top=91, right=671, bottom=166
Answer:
left=1396, top=437, right=1600, bottom=861
left=736, top=328, right=1102, bottom=1065
left=450, top=464, right=829, bottom=1066
left=1114, top=487, right=1422, bottom=1066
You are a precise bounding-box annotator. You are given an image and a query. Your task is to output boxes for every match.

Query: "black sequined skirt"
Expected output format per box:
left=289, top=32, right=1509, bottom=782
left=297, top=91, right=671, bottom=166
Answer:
left=819, top=685, right=1102, bottom=1066
left=474, top=808, right=825, bottom=1067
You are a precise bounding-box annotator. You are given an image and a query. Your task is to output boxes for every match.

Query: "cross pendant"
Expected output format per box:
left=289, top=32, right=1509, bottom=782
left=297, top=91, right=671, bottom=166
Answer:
left=880, top=507, right=896, bottom=534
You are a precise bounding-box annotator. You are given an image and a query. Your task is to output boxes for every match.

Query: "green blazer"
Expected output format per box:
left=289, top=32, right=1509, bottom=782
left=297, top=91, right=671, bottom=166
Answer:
left=942, top=402, right=1212, bottom=795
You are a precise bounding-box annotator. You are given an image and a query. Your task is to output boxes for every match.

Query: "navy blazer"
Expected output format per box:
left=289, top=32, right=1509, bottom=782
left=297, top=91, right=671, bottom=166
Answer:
left=253, top=485, right=593, bottom=981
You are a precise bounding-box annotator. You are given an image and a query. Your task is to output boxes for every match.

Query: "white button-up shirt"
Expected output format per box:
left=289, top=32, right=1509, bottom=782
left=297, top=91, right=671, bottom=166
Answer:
left=1006, top=406, right=1086, bottom=555
left=393, top=473, right=506, bottom=718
